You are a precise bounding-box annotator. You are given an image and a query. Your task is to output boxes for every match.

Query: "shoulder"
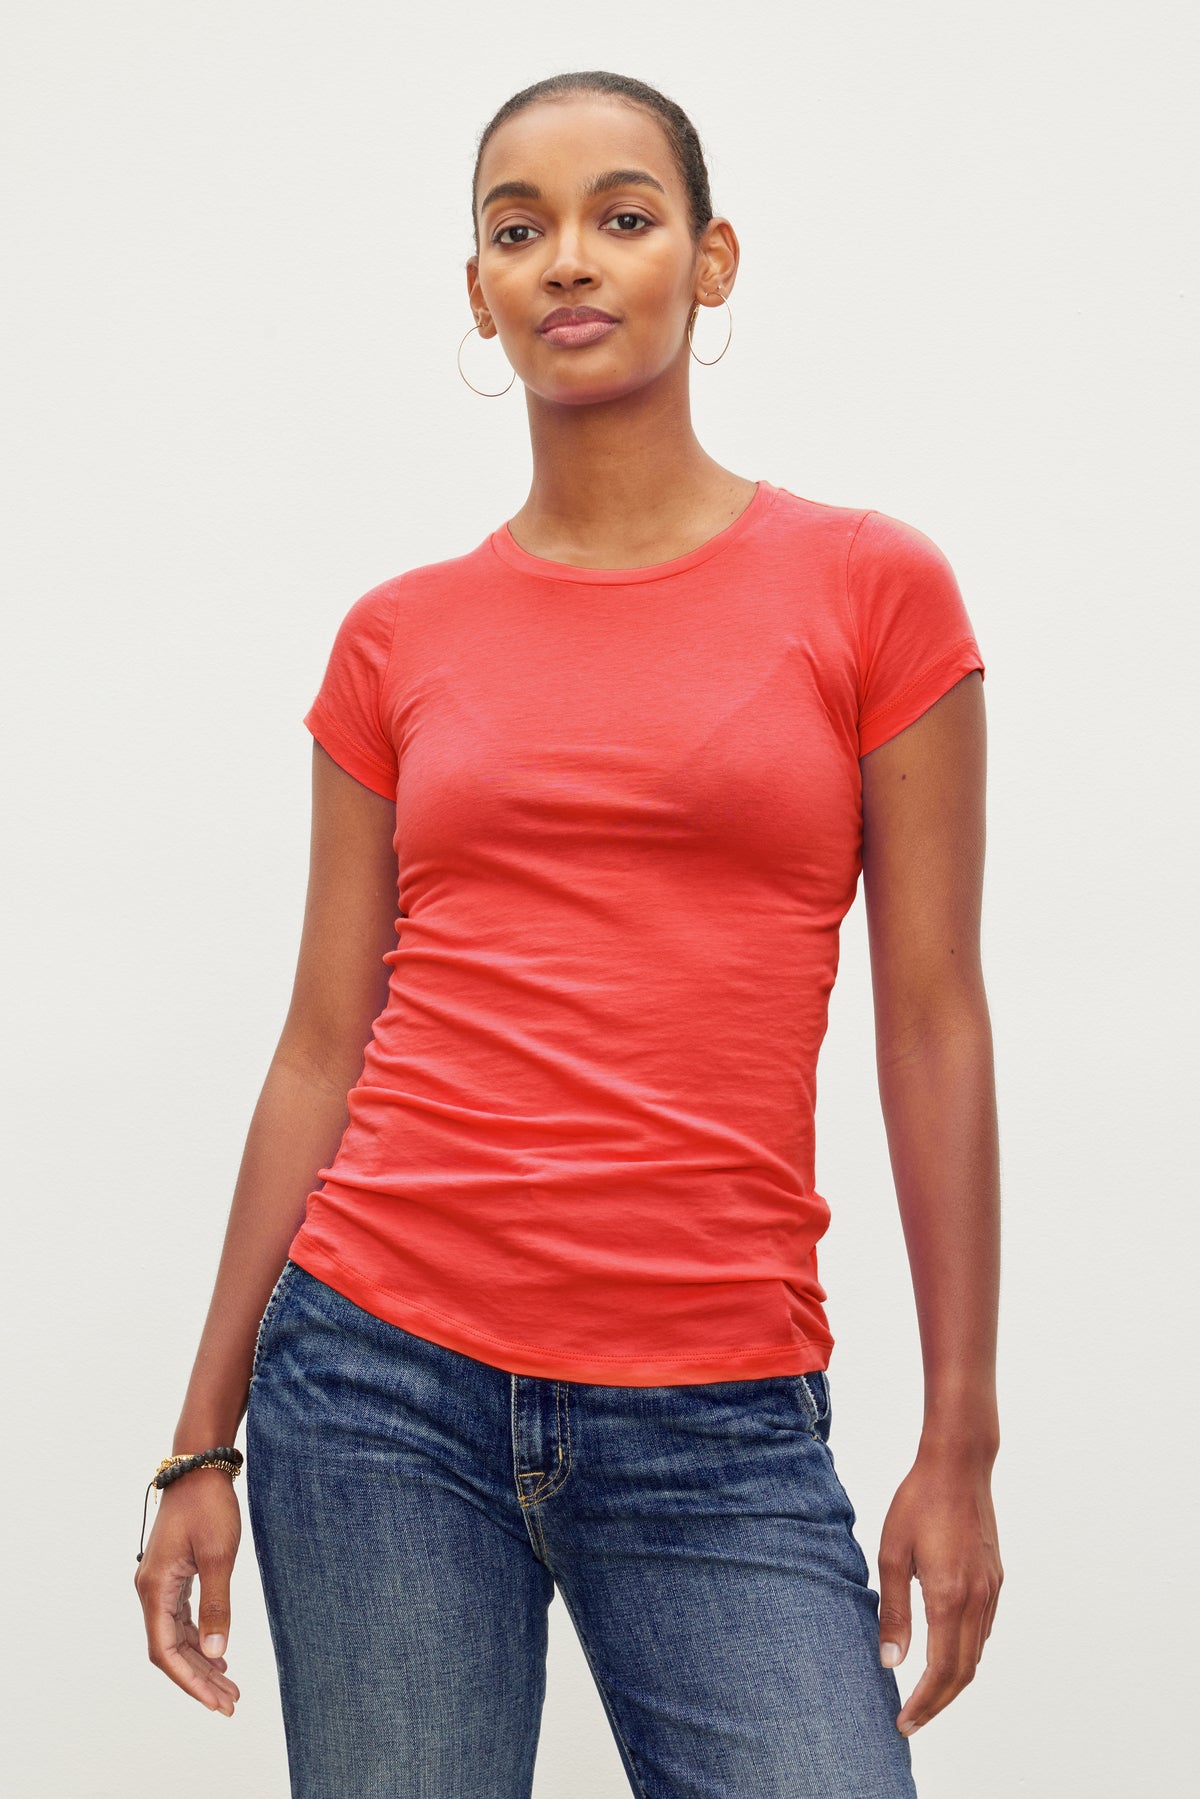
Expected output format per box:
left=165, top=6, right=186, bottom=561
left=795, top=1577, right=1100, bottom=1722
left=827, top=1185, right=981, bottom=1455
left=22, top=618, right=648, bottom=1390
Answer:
left=357, top=537, right=499, bottom=615
left=845, top=507, right=959, bottom=584
left=322, top=534, right=494, bottom=634
left=758, top=481, right=870, bottom=549
left=840, top=508, right=969, bottom=657
left=758, top=486, right=958, bottom=591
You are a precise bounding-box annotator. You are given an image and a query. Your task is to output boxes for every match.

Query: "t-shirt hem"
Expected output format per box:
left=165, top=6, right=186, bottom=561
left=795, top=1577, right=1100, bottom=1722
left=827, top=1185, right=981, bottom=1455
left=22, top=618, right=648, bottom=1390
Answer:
left=303, top=702, right=397, bottom=799
left=287, top=1237, right=835, bottom=1387
left=858, top=637, right=985, bottom=757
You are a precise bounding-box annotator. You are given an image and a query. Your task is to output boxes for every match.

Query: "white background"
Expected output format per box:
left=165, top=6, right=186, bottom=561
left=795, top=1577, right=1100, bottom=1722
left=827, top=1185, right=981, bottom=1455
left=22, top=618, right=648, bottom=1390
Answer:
left=3, top=3, right=1195, bottom=1793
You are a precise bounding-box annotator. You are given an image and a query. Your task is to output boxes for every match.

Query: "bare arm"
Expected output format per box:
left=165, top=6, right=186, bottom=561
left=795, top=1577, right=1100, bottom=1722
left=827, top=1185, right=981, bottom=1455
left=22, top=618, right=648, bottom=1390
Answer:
left=172, top=741, right=399, bottom=1449
left=859, top=668, right=1003, bottom=1737
left=135, top=740, right=399, bottom=1714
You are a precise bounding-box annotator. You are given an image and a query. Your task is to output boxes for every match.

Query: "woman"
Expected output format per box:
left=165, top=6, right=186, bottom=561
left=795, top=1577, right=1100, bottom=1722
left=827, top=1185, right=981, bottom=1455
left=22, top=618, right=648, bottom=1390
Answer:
left=135, top=69, right=1002, bottom=1798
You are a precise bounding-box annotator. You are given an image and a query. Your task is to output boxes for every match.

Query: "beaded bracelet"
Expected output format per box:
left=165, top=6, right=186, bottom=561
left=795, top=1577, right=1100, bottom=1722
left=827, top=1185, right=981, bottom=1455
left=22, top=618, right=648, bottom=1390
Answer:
left=136, top=1445, right=244, bottom=1562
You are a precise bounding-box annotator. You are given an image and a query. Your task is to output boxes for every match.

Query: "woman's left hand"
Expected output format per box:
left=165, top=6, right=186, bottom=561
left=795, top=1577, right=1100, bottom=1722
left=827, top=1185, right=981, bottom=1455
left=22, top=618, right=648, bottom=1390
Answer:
left=876, top=1446, right=1004, bottom=1737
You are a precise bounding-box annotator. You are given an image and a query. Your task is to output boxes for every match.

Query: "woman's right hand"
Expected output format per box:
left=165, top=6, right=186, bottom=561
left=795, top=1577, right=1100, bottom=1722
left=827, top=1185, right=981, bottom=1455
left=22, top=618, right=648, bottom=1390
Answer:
left=133, top=1468, right=243, bottom=1716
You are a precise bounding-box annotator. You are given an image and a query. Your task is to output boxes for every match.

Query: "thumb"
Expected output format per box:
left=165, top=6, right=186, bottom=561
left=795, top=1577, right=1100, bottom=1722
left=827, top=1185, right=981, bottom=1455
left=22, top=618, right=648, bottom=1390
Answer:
left=197, top=1551, right=233, bottom=1661
left=877, top=1542, right=913, bottom=1670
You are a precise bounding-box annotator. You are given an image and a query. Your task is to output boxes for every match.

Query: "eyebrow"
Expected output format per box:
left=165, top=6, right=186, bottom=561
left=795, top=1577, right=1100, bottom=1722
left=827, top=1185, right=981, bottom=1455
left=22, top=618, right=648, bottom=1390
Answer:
left=478, top=167, right=668, bottom=218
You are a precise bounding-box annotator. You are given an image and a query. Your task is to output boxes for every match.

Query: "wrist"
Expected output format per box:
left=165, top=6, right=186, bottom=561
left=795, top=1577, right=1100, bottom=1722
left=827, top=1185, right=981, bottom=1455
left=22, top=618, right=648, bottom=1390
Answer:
left=920, top=1375, right=998, bottom=1451
left=916, top=1419, right=1000, bottom=1467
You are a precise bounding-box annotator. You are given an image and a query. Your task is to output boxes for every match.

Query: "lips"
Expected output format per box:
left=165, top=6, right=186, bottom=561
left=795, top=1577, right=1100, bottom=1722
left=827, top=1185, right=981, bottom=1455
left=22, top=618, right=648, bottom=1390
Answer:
left=538, top=306, right=618, bottom=333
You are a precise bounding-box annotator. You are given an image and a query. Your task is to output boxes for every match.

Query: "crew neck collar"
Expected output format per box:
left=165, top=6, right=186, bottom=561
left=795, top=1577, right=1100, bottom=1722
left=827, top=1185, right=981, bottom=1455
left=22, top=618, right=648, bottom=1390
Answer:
left=487, top=480, right=778, bottom=585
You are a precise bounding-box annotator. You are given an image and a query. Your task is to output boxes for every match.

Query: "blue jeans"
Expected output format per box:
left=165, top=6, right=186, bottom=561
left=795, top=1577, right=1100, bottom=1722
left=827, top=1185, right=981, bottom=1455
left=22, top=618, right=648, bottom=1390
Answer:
left=246, top=1260, right=916, bottom=1798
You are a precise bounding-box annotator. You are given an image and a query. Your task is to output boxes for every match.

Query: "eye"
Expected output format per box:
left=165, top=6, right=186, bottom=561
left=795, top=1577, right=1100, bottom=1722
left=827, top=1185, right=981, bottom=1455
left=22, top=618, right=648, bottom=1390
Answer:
left=490, top=211, right=652, bottom=247
left=492, top=223, right=539, bottom=246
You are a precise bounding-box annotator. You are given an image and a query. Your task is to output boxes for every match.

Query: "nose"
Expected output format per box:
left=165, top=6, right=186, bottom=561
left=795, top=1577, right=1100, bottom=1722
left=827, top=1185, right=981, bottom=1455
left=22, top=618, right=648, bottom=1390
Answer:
left=540, top=224, right=598, bottom=292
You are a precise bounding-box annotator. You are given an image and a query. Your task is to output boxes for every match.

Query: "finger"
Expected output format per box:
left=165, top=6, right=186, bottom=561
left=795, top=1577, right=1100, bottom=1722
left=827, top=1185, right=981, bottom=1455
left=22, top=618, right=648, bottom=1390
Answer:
left=195, top=1548, right=233, bottom=1663
left=177, top=1615, right=241, bottom=1700
left=983, top=1561, right=1004, bottom=1648
left=141, top=1570, right=238, bottom=1714
left=876, top=1544, right=913, bottom=1671
left=952, top=1592, right=987, bottom=1704
left=190, top=1658, right=241, bottom=1703
left=174, top=1644, right=241, bottom=1709
left=899, top=1585, right=986, bottom=1735
left=976, top=1576, right=1001, bottom=1660
left=172, top=1634, right=243, bottom=1706
left=895, top=1589, right=963, bottom=1735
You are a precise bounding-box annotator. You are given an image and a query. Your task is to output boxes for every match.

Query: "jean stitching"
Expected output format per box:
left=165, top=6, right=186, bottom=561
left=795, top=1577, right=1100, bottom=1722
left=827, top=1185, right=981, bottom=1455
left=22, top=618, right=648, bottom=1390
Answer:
left=530, top=1502, right=551, bottom=1564
left=519, top=1383, right=573, bottom=1505
left=544, top=1381, right=573, bottom=1497
left=796, top=1372, right=822, bottom=1433
left=250, top=1261, right=296, bottom=1382
left=553, top=1584, right=653, bottom=1799
left=513, top=1379, right=556, bottom=1509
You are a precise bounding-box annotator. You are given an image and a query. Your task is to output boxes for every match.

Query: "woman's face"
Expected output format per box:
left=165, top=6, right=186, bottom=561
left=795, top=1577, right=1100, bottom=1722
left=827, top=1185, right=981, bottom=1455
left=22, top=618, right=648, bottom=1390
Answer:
left=468, top=95, right=731, bottom=406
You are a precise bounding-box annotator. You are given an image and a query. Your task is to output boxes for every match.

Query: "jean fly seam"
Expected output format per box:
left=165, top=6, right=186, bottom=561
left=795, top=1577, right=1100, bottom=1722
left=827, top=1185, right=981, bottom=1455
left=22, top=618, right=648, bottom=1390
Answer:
left=541, top=1381, right=573, bottom=1498
left=529, top=1500, right=552, bottom=1566
left=510, top=1391, right=546, bottom=1571
left=519, top=1383, right=574, bottom=1506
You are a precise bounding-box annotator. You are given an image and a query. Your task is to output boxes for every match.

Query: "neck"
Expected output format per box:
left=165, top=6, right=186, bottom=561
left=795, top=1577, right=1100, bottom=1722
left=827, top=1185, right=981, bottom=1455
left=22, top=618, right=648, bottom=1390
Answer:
left=510, top=356, right=747, bottom=564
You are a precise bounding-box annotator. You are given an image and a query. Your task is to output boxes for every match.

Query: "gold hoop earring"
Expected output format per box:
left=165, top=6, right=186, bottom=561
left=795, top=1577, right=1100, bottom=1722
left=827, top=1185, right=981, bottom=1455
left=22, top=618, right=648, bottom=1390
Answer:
left=457, top=320, right=516, bottom=397
left=687, top=283, right=733, bottom=366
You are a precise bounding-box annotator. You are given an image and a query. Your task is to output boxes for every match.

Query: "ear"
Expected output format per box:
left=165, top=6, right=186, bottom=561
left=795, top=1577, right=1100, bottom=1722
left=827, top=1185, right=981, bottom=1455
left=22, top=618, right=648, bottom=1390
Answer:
left=693, top=217, right=740, bottom=308
left=464, top=259, right=495, bottom=338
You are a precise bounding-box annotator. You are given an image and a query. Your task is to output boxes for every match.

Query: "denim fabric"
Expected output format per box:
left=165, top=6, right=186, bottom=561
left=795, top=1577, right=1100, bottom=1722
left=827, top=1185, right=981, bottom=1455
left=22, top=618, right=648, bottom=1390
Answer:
left=246, top=1261, right=916, bottom=1798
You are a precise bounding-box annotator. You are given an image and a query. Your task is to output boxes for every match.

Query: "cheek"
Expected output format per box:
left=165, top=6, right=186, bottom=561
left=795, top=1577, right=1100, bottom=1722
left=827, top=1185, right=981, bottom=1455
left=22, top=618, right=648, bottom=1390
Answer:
left=628, top=244, right=693, bottom=308
left=620, top=266, right=693, bottom=339
left=484, top=268, right=527, bottom=323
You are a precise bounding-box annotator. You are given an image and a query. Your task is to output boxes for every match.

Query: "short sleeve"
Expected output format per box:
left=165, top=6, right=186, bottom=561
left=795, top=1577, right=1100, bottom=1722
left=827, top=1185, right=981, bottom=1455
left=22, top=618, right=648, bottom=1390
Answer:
left=846, top=509, right=985, bottom=757
left=303, top=579, right=401, bottom=799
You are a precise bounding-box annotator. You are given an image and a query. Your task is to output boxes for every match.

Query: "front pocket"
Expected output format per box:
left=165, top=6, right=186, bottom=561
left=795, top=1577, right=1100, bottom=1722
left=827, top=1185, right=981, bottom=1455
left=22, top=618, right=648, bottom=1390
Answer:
left=793, top=1369, right=831, bottom=1433
left=250, top=1260, right=298, bottom=1382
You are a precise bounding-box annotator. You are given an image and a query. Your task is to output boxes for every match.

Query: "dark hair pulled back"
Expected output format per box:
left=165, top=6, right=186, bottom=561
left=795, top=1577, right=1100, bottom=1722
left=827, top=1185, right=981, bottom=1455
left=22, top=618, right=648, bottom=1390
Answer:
left=471, top=70, right=714, bottom=252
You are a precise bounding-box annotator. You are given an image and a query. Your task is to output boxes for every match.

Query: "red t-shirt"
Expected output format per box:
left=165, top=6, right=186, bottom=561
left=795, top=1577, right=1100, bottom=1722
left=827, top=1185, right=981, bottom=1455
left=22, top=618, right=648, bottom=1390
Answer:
left=287, top=480, right=985, bottom=1384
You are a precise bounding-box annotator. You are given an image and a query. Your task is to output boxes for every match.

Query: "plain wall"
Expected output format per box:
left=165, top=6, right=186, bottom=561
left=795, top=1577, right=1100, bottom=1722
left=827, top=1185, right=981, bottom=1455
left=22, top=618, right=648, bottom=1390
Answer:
left=3, top=2, right=1195, bottom=1793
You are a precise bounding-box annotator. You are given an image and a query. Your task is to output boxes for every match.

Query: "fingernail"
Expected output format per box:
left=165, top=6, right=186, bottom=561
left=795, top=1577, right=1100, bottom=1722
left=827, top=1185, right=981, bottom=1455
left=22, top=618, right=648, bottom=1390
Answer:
left=880, top=1642, right=902, bottom=1667
left=899, top=1720, right=921, bottom=1738
left=202, top=1634, right=226, bottom=1658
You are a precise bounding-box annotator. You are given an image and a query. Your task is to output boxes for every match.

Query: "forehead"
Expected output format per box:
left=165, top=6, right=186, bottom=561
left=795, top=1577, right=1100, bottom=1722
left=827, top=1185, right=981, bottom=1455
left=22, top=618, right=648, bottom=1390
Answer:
left=476, top=96, right=678, bottom=207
